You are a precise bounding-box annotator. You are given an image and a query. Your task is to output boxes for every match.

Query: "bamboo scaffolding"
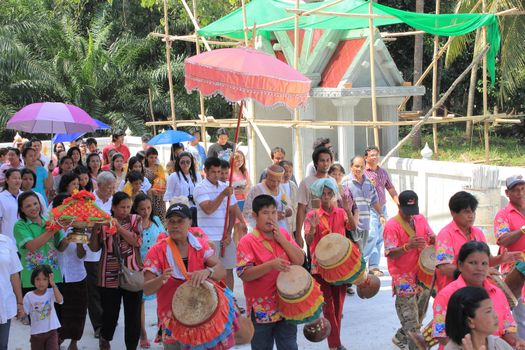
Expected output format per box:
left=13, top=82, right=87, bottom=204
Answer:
left=380, top=45, right=490, bottom=166
left=150, top=32, right=241, bottom=46
left=145, top=112, right=520, bottom=128
left=147, top=88, right=157, bottom=135
left=162, top=0, right=177, bottom=128
left=286, top=8, right=396, bottom=19
left=293, top=0, right=303, bottom=179
left=482, top=0, right=489, bottom=162
left=431, top=0, right=441, bottom=155
left=368, top=1, right=380, bottom=148
left=192, top=0, right=208, bottom=152
left=180, top=0, right=212, bottom=51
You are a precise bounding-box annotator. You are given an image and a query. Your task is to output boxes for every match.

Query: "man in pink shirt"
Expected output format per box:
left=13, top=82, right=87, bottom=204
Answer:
left=102, top=129, right=131, bottom=165
left=495, top=175, right=525, bottom=339
left=384, top=190, right=435, bottom=350
left=236, top=194, right=304, bottom=350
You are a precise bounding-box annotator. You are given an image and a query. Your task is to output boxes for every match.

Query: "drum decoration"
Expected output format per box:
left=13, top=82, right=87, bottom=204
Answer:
left=409, top=322, right=439, bottom=350
left=356, top=274, right=381, bottom=299
left=276, top=265, right=324, bottom=324
left=45, top=190, right=113, bottom=243
left=171, top=280, right=236, bottom=349
left=489, top=274, right=518, bottom=309
left=315, top=233, right=366, bottom=285
left=303, top=317, right=331, bottom=343
left=417, top=246, right=436, bottom=291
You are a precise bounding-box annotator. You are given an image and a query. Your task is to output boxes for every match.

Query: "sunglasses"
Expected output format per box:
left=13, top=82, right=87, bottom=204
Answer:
left=179, top=160, right=191, bottom=165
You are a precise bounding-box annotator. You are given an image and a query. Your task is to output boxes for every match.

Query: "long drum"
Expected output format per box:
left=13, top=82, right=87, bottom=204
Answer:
left=171, top=280, right=236, bottom=348
left=276, top=265, right=324, bottom=324
left=489, top=274, right=518, bottom=309
left=315, top=233, right=365, bottom=285
left=417, top=246, right=436, bottom=290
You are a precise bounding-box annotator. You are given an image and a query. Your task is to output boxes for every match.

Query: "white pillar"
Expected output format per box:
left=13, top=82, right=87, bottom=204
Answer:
left=331, top=98, right=360, bottom=170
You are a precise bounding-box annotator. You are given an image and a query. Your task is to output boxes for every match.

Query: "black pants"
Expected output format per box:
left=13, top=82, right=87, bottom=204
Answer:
left=84, top=261, right=103, bottom=332
left=99, top=287, right=142, bottom=350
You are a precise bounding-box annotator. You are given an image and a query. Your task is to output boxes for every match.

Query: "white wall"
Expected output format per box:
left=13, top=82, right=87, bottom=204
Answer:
left=383, top=157, right=524, bottom=243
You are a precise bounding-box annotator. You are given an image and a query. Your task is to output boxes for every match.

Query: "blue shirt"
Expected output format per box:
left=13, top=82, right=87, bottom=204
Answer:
left=342, top=174, right=378, bottom=231
left=34, top=166, right=49, bottom=206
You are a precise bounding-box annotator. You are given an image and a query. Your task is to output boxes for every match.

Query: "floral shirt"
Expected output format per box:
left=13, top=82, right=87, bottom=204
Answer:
left=432, top=275, right=516, bottom=340
left=236, top=228, right=298, bottom=323
left=14, top=217, right=65, bottom=288
left=435, top=220, right=486, bottom=291
left=384, top=214, right=434, bottom=296
left=144, top=234, right=213, bottom=344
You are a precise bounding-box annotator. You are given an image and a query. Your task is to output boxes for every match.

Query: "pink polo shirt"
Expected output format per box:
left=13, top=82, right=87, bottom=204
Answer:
left=304, top=207, right=349, bottom=275
left=236, top=228, right=299, bottom=324
left=494, top=203, right=525, bottom=252
left=384, top=214, right=434, bottom=296
left=432, top=275, right=516, bottom=343
left=435, top=220, right=486, bottom=291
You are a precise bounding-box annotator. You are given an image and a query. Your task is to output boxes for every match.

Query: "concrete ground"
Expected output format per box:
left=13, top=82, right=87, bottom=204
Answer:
left=9, top=255, right=433, bottom=349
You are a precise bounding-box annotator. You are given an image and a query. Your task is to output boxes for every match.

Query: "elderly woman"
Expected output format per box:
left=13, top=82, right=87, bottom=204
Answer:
left=303, top=178, right=358, bottom=350
left=89, top=191, right=143, bottom=350
left=432, top=241, right=525, bottom=349
left=144, top=203, right=228, bottom=349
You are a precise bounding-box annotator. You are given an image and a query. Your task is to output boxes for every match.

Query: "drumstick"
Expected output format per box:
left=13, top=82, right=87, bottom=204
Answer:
left=421, top=270, right=437, bottom=316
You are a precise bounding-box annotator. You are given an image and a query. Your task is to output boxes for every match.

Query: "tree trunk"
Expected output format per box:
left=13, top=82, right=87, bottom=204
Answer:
left=411, top=0, right=424, bottom=151
left=465, top=29, right=481, bottom=141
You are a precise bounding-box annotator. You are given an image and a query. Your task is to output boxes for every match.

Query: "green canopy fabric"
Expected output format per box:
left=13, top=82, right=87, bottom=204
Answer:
left=198, top=0, right=500, bottom=84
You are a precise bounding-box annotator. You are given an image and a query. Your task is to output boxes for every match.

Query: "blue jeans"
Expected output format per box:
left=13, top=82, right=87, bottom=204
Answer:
left=0, top=319, right=10, bottom=350
left=251, top=317, right=298, bottom=350
left=364, top=205, right=387, bottom=268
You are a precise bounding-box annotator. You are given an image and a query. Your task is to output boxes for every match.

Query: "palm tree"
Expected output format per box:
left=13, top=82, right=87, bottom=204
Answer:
left=445, top=0, right=525, bottom=139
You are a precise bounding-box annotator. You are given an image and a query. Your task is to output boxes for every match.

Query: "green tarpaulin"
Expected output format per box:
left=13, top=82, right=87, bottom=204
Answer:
left=199, top=0, right=500, bottom=84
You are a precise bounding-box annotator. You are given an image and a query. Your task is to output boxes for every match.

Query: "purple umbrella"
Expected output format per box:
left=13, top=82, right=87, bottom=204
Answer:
left=7, top=102, right=98, bottom=134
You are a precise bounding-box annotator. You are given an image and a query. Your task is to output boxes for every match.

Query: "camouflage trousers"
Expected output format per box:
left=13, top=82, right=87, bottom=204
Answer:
left=394, top=289, right=430, bottom=350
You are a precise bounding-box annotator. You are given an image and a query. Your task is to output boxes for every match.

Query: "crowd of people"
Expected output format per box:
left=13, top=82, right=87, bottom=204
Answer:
left=0, top=127, right=524, bottom=350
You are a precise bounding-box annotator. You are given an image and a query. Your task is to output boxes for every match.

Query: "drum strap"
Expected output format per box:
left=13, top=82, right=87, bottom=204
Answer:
left=252, top=228, right=274, bottom=254
left=318, top=209, right=331, bottom=236
left=394, top=215, right=416, bottom=238
left=166, top=237, right=189, bottom=280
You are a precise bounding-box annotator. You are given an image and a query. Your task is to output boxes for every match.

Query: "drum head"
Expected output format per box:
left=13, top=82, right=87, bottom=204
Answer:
left=172, top=280, right=218, bottom=326
left=315, top=233, right=350, bottom=268
left=277, top=265, right=312, bottom=299
left=419, top=246, right=437, bottom=272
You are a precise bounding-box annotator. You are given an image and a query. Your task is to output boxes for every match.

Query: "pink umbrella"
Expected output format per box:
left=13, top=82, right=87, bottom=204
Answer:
left=7, top=102, right=98, bottom=134
left=185, top=47, right=311, bottom=109
left=185, top=47, right=311, bottom=256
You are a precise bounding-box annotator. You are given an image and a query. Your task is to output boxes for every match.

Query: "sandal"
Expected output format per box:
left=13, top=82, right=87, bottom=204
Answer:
left=140, top=338, right=151, bottom=348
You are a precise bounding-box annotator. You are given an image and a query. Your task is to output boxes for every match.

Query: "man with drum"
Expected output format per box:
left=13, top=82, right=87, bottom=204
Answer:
left=383, top=190, right=435, bottom=350
left=237, top=194, right=304, bottom=350
left=304, top=177, right=358, bottom=350
left=495, top=175, right=525, bottom=338
left=435, top=191, right=519, bottom=292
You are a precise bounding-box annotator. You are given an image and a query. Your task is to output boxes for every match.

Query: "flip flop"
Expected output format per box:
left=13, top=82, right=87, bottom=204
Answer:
left=140, top=339, right=151, bottom=348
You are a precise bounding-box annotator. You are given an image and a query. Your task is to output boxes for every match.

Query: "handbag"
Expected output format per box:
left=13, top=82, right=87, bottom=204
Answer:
left=113, top=223, right=144, bottom=292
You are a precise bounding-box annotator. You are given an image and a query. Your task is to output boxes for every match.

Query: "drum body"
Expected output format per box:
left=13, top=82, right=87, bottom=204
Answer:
left=417, top=246, right=436, bottom=290
left=276, top=265, right=324, bottom=324
left=171, top=280, right=237, bottom=349
left=303, top=317, right=331, bottom=343
left=490, top=274, right=518, bottom=309
left=315, top=233, right=365, bottom=285
left=505, top=266, right=525, bottom=301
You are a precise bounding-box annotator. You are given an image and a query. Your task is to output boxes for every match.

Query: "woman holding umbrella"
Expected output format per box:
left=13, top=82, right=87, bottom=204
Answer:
left=21, top=146, right=53, bottom=205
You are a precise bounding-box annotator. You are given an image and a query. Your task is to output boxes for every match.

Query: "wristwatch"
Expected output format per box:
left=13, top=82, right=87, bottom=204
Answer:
left=206, top=266, right=215, bottom=278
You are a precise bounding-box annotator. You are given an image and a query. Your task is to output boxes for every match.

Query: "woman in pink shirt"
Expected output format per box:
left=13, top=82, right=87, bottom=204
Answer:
left=432, top=241, right=524, bottom=349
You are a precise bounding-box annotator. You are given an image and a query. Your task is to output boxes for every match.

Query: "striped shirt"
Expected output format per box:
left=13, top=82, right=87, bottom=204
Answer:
left=364, top=166, right=394, bottom=206
left=342, top=174, right=378, bottom=231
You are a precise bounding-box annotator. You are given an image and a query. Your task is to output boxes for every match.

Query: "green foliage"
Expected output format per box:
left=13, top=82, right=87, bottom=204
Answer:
left=0, top=0, right=233, bottom=141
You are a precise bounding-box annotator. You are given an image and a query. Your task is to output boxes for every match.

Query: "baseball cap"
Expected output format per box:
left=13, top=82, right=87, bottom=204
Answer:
left=399, top=190, right=419, bottom=216
left=165, top=203, right=192, bottom=219
left=506, top=175, right=525, bottom=190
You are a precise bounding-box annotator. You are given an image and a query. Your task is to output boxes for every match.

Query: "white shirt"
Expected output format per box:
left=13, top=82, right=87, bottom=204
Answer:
left=0, top=236, right=22, bottom=324
left=194, top=179, right=237, bottom=241
left=23, top=288, right=62, bottom=335
left=38, top=154, right=50, bottom=168
left=0, top=190, right=21, bottom=245
left=58, top=230, right=87, bottom=283
left=84, top=192, right=112, bottom=262
left=164, top=171, right=202, bottom=205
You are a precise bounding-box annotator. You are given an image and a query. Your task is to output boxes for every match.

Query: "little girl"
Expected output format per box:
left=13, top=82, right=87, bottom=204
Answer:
left=23, top=264, right=63, bottom=350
